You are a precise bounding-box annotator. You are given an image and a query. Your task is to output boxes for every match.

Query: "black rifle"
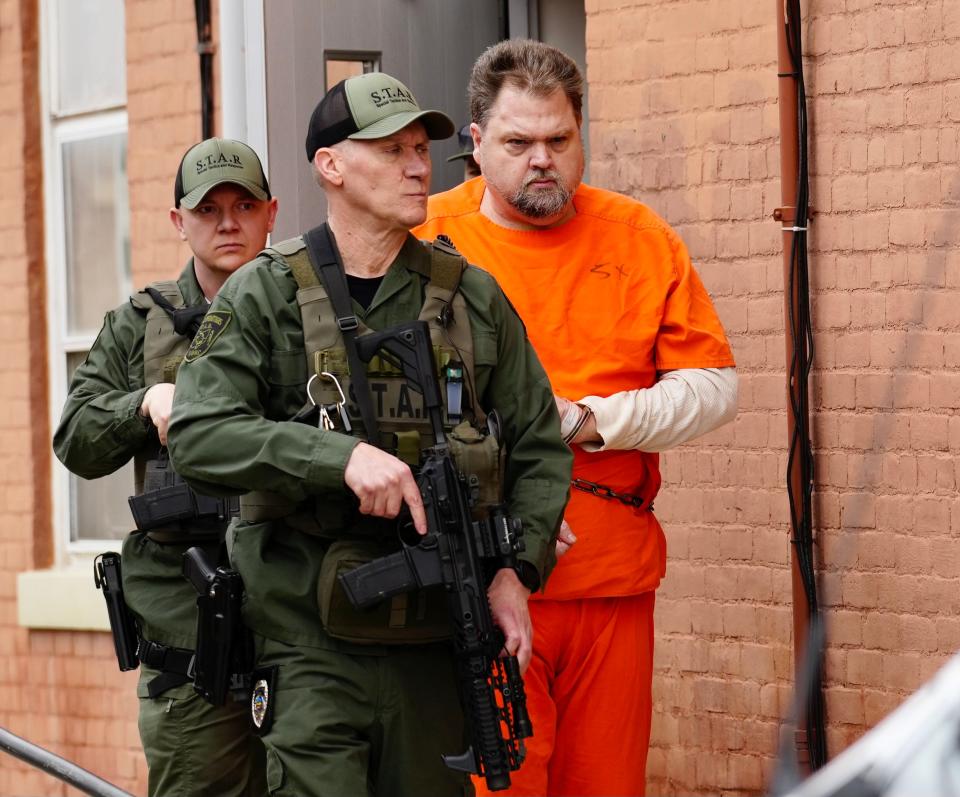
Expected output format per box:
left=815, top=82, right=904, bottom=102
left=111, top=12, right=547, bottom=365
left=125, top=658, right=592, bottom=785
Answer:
left=339, top=320, right=533, bottom=792
left=93, top=552, right=139, bottom=672
left=182, top=546, right=253, bottom=706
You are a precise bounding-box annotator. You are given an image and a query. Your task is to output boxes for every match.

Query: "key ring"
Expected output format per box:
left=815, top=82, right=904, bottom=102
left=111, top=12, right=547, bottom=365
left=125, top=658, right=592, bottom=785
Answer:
left=306, top=372, right=348, bottom=406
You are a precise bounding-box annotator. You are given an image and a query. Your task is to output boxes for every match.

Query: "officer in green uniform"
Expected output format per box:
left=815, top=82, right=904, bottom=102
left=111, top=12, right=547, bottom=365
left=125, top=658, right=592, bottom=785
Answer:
left=167, top=73, right=571, bottom=797
left=53, top=138, right=277, bottom=797
left=449, top=123, right=482, bottom=181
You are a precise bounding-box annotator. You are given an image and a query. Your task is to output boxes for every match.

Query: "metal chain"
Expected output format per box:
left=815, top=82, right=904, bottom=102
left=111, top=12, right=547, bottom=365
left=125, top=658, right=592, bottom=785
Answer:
left=570, top=478, right=645, bottom=508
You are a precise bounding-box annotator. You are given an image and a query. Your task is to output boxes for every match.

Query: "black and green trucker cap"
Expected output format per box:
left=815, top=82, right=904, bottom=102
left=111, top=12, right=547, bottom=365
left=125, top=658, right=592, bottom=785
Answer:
left=174, top=138, right=271, bottom=209
left=305, top=72, right=455, bottom=161
left=446, top=124, right=475, bottom=163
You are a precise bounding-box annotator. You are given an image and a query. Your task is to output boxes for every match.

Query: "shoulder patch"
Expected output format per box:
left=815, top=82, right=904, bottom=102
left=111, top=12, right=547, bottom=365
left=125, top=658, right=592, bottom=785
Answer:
left=184, top=311, right=232, bottom=362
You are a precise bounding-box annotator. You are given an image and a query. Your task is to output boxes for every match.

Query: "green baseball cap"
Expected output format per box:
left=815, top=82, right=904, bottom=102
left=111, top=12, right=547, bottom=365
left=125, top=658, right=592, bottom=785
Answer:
left=175, top=138, right=271, bottom=209
left=305, top=72, right=455, bottom=161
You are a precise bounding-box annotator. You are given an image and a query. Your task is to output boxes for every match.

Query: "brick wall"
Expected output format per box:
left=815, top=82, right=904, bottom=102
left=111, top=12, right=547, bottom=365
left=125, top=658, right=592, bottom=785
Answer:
left=0, top=0, right=42, bottom=793
left=0, top=1, right=207, bottom=794
left=5, top=0, right=959, bottom=793
left=587, top=0, right=960, bottom=794
left=0, top=1, right=138, bottom=794
left=127, top=0, right=206, bottom=286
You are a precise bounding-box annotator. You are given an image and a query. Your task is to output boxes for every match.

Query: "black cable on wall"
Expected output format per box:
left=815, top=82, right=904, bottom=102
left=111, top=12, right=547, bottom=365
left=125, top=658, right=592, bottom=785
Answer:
left=783, top=0, right=828, bottom=771
left=194, top=0, right=215, bottom=140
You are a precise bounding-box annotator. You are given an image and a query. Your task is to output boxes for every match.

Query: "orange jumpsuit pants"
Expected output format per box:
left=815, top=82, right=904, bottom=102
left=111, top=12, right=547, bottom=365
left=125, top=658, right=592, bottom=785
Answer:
left=477, top=592, right=656, bottom=797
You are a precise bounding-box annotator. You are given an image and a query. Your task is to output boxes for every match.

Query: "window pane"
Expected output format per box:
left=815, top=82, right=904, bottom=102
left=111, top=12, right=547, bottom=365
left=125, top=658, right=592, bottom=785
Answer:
left=54, top=0, right=126, bottom=115
left=64, top=352, right=135, bottom=542
left=70, top=467, right=135, bottom=542
left=326, top=55, right=380, bottom=90
left=62, top=132, right=131, bottom=337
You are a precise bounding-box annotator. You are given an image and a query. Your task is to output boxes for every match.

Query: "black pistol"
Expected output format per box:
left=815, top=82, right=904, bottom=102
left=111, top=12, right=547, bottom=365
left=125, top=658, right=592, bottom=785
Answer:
left=93, top=552, right=139, bottom=671
left=182, top=546, right=251, bottom=706
left=340, top=320, right=533, bottom=791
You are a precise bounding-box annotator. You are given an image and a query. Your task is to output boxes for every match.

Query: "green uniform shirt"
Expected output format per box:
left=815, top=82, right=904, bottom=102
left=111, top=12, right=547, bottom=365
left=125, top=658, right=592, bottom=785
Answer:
left=53, top=261, right=208, bottom=648
left=168, top=234, right=571, bottom=647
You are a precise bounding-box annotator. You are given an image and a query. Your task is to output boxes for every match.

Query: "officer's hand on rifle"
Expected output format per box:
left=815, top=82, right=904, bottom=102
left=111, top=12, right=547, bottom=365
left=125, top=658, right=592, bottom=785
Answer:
left=556, top=520, right=577, bottom=557
left=343, top=442, right=428, bottom=534
left=139, top=383, right=176, bottom=445
left=487, top=567, right=534, bottom=674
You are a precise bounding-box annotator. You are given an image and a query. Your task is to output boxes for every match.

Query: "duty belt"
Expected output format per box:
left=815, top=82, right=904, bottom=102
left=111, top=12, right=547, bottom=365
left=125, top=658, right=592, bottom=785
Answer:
left=138, top=636, right=251, bottom=699
left=129, top=486, right=239, bottom=535
left=240, top=490, right=394, bottom=539
left=137, top=637, right=195, bottom=698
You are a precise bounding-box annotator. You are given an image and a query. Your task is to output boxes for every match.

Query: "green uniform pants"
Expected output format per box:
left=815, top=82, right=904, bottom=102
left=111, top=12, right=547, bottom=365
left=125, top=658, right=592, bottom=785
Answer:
left=256, top=636, right=473, bottom=797
left=137, top=666, right=268, bottom=797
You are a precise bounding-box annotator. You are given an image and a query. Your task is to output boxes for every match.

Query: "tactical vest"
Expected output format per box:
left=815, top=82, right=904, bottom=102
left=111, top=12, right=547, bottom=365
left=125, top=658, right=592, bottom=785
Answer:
left=129, top=280, right=194, bottom=493
left=129, top=281, right=234, bottom=541
left=284, top=235, right=483, bottom=452
left=239, top=236, right=504, bottom=535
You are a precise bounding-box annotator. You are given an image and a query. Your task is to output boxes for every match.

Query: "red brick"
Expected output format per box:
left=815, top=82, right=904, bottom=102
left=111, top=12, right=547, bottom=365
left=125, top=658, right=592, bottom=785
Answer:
left=909, top=415, right=949, bottom=451
left=863, top=612, right=901, bottom=650
left=834, top=332, right=871, bottom=368
left=867, top=171, right=905, bottom=208
left=657, top=598, right=693, bottom=634
left=843, top=571, right=882, bottom=607
left=828, top=686, right=865, bottom=725
left=892, top=373, right=930, bottom=409
left=894, top=534, right=931, bottom=574
left=875, top=494, right=916, bottom=533
left=849, top=290, right=886, bottom=326
left=820, top=373, right=856, bottom=409
left=828, top=610, right=864, bottom=646
left=882, top=653, right=923, bottom=691
left=900, top=615, right=938, bottom=652
left=852, top=211, right=891, bottom=251
left=855, top=374, right=894, bottom=409
left=946, top=83, right=960, bottom=122
left=846, top=648, right=884, bottom=685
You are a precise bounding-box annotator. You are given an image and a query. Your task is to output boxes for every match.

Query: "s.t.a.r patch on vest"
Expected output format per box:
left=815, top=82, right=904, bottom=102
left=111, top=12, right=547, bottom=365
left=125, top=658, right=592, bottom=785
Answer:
left=184, top=310, right=232, bottom=362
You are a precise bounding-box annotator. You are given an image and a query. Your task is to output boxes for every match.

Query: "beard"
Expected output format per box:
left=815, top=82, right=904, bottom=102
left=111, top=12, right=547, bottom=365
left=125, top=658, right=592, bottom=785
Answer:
left=508, top=169, right=573, bottom=218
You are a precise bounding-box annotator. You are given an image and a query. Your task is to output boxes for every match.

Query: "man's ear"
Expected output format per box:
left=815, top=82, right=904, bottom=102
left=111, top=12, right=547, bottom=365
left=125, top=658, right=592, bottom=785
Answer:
left=266, top=197, right=279, bottom=233
left=169, top=207, right=187, bottom=240
left=313, top=147, right=344, bottom=187
left=469, top=122, right=482, bottom=164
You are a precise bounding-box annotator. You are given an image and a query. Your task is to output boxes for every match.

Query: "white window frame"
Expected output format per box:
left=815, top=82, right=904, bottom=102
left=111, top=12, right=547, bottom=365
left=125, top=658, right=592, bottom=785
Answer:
left=20, top=0, right=131, bottom=632
left=41, top=1, right=131, bottom=565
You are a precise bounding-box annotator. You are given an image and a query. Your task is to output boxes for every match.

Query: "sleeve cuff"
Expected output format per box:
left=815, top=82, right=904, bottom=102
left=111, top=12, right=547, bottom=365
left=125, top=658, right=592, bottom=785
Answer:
left=513, top=559, right=540, bottom=592
left=305, top=431, right=361, bottom=492
left=116, top=387, right=152, bottom=441
left=576, top=394, right=621, bottom=452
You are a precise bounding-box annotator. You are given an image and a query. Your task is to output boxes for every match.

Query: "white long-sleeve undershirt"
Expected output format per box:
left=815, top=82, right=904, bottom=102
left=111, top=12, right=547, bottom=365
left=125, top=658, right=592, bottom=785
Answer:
left=577, top=367, right=738, bottom=453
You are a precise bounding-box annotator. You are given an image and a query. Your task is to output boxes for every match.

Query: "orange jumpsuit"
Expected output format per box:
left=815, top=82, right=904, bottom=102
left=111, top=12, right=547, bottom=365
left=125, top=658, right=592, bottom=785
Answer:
left=415, top=179, right=734, bottom=796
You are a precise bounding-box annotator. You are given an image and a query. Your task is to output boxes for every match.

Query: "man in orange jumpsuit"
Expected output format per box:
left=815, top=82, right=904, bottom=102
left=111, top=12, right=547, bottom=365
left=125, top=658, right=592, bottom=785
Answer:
left=415, top=39, right=738, bottom=797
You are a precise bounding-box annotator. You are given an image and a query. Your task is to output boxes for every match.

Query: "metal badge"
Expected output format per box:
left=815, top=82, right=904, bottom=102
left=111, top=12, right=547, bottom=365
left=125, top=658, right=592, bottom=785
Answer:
left=251, top=678, right=269, bottom=729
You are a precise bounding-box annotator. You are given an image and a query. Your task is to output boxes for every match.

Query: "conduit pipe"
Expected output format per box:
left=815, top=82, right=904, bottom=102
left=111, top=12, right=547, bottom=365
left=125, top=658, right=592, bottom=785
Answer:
left=774, top=0, right=827, bottom=776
